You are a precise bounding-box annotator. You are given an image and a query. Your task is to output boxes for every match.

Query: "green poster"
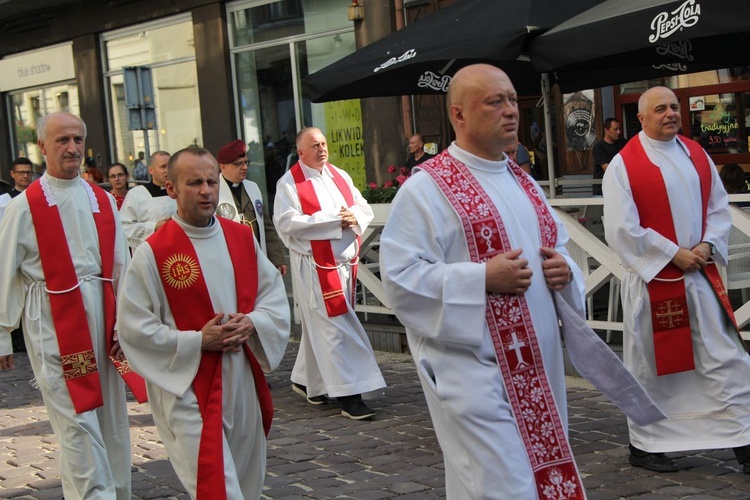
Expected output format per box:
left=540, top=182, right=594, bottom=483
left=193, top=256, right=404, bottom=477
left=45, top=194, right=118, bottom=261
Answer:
left=324, top=99, right=366, bottom=190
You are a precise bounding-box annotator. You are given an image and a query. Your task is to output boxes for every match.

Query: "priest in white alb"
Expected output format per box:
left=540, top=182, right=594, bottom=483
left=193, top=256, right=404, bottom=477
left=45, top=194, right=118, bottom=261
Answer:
left=0, top=112, right=144, bottom=499
left=119, top=150, right=176, bottom=251
left=118, top=146, right=290, bottom=498
left=603, top=86, right=750, bottom=474
left=380, top=65, right=588, bottom=499
left=274, top=127, right=385, bottom=420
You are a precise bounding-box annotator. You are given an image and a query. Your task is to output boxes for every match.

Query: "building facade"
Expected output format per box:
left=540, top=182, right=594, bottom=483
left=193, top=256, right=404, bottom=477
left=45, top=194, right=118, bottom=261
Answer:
left=1, top=0, right=748, bottom=199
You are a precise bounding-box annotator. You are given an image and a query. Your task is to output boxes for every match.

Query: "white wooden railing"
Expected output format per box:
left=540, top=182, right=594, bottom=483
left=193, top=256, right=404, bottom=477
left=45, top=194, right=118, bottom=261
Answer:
left=354, top=195, right=750, bottom=341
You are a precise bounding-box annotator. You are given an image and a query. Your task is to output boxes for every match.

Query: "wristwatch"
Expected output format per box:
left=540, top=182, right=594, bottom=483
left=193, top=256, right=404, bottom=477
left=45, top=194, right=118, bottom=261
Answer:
left=702, top=241, right=715, bottom=256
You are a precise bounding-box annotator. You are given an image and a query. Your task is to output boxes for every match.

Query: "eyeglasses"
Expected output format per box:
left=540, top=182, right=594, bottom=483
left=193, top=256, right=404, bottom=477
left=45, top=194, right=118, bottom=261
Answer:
left=12, top=170, right=32, bottom=176
left=108, top=173, right=126, bottom=179
left=231, top=160, right=250, bottom=167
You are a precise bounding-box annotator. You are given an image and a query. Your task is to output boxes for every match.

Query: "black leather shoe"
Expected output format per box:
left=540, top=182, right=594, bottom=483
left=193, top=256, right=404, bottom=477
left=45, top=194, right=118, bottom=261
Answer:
left=291, top=383, right=328, bottom=405
left=338, top=395, right=376, bottom=420
left=734, top=445, right=750, bottom=474
left=628, top=445, right=678, bottom=473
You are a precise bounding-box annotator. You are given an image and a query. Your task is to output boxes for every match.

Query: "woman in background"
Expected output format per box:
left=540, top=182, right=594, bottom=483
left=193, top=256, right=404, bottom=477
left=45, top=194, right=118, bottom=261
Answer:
left=107, top=162, right=130, bottom=210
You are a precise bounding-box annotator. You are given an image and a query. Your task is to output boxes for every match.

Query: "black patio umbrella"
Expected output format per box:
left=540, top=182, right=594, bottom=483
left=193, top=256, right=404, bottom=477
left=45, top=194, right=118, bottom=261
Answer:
left=305, top=0, right=604, bottom=102
left=530, top=0, right=750, bottom=92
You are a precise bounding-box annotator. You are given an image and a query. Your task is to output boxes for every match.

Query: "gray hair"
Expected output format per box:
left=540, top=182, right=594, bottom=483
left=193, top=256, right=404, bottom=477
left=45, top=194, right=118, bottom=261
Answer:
left=37, top=112, right=87, bottom=141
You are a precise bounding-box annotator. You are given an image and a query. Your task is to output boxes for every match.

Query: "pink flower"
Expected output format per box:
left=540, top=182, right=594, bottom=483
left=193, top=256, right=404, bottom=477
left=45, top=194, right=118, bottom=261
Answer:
left=368, top=182, right=378, bottom=188
left=384, top=180, right=394, bottom=188
left=396, top=175, right=408, bottom=184
left=388, top=165, right=397, bottom=173
left=400, top=167, right=409, bottom=175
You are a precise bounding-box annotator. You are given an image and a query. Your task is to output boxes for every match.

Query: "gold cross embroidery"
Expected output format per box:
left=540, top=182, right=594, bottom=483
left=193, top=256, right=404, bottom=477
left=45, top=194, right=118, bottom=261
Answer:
left=655, top=299, right=685, bottom=329
left=62, top=350, right=98, bottom=380
left=714, top=278, right=729, bottom=302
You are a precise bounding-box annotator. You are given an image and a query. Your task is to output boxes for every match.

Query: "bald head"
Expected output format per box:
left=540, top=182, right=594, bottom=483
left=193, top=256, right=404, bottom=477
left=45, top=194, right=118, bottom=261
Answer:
left=37, top=112, right=87, bottom=180
left=296, top=127, right=329, bottom=171
left=637, top=86, right=681, bottom=141
left=447, top=64, right=519, bottom=161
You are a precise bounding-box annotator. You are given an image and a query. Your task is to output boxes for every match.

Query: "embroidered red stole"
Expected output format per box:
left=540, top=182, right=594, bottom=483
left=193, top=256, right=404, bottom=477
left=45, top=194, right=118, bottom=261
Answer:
left=290, top=162, right=360, bottom=317
left=148, top=217, right=272, bottom=500
left=26, top=180, right=147, bottom=413
left=420, top=151, right=584, bottom=500
left=621, top=135, right=738, bottom=375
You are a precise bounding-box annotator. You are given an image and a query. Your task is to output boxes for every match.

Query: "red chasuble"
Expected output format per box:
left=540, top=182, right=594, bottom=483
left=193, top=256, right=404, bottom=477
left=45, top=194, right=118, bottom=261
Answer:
left=420, top=151, right=585, bottom=500
left=290, top=162, right=360, bottom=317
left=26, top=179, right=147, bottom=414
left=148, top=217, right=272, bottom=500
left=620, top=135, right=738, bottom=376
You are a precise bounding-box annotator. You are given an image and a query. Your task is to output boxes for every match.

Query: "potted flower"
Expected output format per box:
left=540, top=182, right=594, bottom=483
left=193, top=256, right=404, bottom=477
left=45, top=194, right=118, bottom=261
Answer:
left=362, top=166, right=411, bottom=204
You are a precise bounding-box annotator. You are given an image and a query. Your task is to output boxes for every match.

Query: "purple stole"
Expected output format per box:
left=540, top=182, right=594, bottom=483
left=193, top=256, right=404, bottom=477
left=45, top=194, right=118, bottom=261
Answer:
left=420, top=151, right=585, bottom=500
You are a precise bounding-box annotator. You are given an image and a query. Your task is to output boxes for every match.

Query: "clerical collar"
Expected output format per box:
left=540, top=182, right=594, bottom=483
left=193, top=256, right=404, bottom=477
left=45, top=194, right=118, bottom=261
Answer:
left=173, top=213, right=218, bottom=233
left=223, top=176, right=243, bottom=199
left=299, top=160, right=331, bottom=178
left=144, top=182, right=169, bottom=197
left=447, top=142, right=507, bottom=174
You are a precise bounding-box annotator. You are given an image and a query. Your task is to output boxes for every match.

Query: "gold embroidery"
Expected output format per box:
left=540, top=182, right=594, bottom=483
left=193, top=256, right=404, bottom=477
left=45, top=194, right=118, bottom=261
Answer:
left=655, top=299, right=686, bottom=328
left=322, top=290, right=345, bottom=300
left=161, top=253, right=200, bottom=289
left=110, top=357, right=133, bottom=375
left=62, top=350, right=98, bottom=380
left=714, top=278, right=729, bottom=301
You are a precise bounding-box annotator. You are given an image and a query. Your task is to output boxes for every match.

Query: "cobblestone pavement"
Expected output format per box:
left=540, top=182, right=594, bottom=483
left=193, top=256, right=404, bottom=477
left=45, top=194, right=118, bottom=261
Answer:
left=1, top=342, right=749, bottom=499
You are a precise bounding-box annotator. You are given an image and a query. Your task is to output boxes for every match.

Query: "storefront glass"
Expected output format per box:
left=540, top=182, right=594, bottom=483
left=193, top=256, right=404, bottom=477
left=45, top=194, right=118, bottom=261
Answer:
left=689, top=92, right=749, bottom=155
left=618, top=67, right=750, bottom=94
left=10, top=83, right=79, bottom=174
left=103, top=17, right=202, bottom=168
left=231, top=0, right=350, bottom=46
left=230, top=0, right=357, bottom=201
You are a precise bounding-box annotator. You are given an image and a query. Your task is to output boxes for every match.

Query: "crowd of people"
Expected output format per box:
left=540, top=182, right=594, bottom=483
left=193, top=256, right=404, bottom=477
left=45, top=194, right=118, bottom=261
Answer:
left=0, top=61, right=749, bottom=499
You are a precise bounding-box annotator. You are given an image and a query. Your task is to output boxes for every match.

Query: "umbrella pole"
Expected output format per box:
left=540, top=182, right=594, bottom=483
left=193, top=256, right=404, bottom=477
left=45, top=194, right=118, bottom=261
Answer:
left=541, top=72, right=556, bottom=199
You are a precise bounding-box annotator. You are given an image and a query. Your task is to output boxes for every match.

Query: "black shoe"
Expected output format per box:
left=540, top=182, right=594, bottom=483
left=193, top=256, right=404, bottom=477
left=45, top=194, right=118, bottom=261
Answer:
left=339, top=395, right=376, bottom=420
left=291, top=383, right=328, bottom=405
left=734, top=445, right=750, bottom=474
left=628, top=444, right=678, bottom=472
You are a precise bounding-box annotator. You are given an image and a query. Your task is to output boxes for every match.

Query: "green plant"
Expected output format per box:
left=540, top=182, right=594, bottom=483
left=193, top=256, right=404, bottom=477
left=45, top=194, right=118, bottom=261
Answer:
left=15, top=122, right=36, bottom=145
left=362, top=165, right=411, bottom=204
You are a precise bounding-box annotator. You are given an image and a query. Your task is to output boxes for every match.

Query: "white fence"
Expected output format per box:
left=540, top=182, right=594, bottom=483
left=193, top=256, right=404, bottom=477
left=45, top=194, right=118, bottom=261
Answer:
left=355, top=195, right=750, bottom=341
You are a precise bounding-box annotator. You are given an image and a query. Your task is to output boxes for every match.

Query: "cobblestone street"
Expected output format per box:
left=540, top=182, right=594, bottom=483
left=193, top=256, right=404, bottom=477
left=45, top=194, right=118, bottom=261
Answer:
left=1, top=342, right=750, bottom=499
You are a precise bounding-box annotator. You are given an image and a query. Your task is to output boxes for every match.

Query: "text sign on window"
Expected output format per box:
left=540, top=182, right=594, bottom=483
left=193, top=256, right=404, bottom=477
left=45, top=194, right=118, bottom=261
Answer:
left=0, top=44, right=75, bottom=92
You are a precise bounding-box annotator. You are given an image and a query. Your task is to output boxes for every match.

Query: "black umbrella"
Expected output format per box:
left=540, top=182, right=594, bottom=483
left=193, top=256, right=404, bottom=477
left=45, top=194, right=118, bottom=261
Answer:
left=305, top=0, right=604, bottom=102
left=530, top=0, right=750, bottom=92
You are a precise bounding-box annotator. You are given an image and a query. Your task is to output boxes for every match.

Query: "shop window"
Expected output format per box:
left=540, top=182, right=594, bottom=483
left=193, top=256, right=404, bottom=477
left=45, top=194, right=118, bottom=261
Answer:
left=103, top=17, right=202, bottom=166
left=689, top=93, right=748, bottom=154
left=30, top=95, right=41, bottom=119
left=619, top=67, right=750, bottom=94
left=56, top=91, right=69, bottom=112
left=230, top=0, right=350, bottom=48
left=9, top=84, right=79, bottom=166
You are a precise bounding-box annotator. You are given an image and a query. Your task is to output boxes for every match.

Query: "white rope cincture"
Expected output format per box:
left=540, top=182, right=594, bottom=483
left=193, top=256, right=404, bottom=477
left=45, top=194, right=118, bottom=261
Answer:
left=26, top=275, right=113, bottom=391
left=299, top=239, right=360, bottom=310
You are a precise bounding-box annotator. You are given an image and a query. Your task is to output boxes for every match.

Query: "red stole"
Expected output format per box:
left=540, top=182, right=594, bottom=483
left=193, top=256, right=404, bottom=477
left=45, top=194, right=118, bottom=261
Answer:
left=621, top=135, right=738, bottom=375
left=290, top=162, right=360, bottom=317
left=148, top=217, right=272, bottom=500
left=420, top=151, right=585, bottom=500
left=26, top=179, right=147, bottom=414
